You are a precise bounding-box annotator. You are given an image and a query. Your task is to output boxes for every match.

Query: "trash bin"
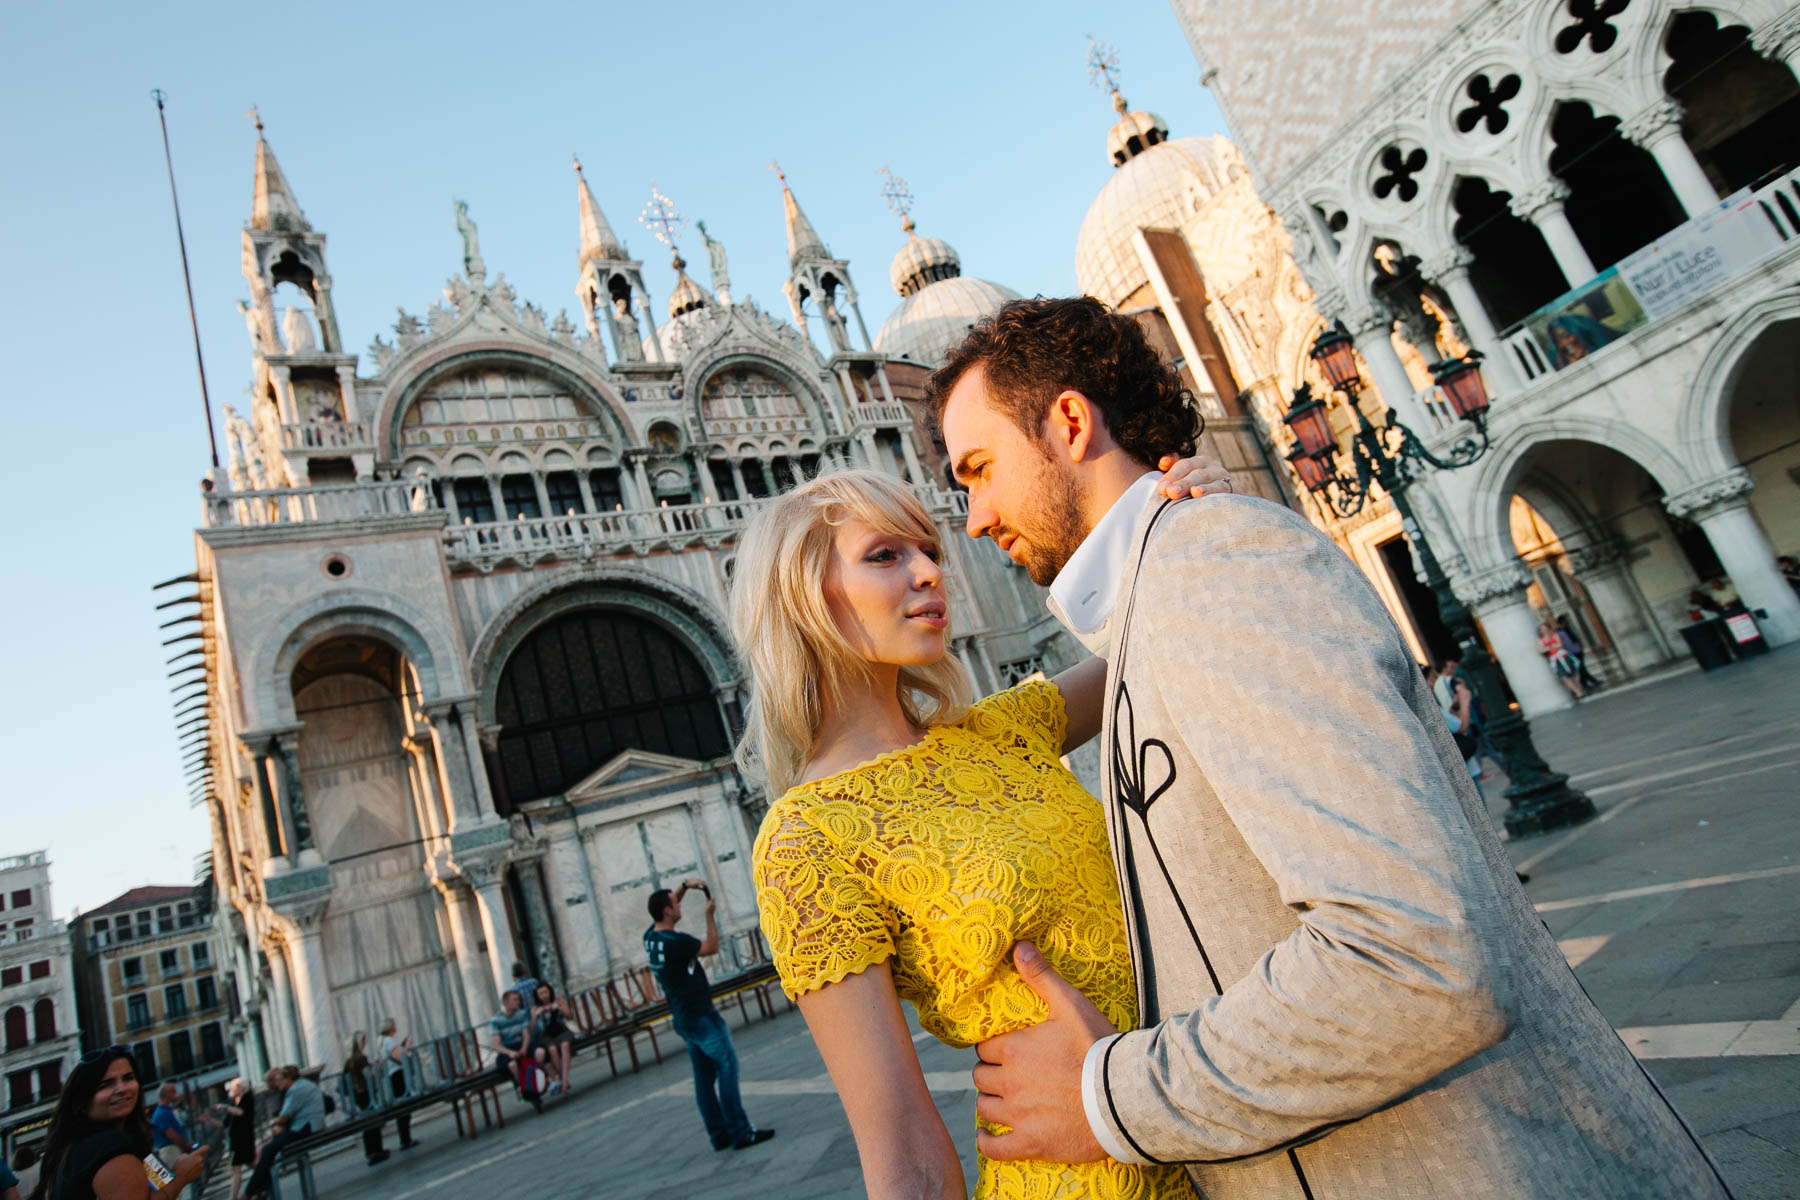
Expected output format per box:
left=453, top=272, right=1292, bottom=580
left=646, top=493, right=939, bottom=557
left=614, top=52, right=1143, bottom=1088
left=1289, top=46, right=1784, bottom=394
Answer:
left=1679, top=618, right=1734, bottom=670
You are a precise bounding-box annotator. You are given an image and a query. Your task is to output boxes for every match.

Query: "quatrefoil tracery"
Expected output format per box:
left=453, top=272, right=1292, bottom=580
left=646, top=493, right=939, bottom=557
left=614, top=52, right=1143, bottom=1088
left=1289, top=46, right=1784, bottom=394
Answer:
left=1372, top=146, right=1429, bottom=203
left=1456, top=72, right=1523, bottom=135
left=1555, top=0, right=1630, bottom=55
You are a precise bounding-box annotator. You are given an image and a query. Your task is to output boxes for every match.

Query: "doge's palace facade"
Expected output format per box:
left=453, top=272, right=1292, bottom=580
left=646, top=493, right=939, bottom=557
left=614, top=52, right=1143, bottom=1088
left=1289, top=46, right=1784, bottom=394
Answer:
left=186, top=126, right=1067, bottom=1072
left=1173, top=0, right=1800, bottom=713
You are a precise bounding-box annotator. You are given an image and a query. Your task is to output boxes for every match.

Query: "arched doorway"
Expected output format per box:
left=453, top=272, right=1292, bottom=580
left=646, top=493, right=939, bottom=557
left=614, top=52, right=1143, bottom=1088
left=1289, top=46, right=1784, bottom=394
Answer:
left=1500, top=440, right=1688, bottom=681
left=493, top=609, right=730, bottom=804
left=1724, top=317, right=1800, bottom=564
left=290, top=636, right=461, bottom=1044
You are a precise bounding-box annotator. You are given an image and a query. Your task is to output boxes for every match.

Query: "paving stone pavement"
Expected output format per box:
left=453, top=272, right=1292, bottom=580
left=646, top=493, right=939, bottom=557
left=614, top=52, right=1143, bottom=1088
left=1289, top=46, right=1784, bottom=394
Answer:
left=265, top=647, right=1798, bottom=1200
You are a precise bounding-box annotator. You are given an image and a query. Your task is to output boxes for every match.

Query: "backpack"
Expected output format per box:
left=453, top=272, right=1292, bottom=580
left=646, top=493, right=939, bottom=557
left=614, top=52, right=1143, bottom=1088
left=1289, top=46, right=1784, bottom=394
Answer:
left=514, top=1056, right=549, bottom=1099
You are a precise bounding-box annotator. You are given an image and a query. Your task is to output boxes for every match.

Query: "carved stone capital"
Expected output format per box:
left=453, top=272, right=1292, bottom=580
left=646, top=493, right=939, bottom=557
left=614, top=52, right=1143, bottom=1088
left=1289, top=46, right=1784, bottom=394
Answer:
left=1663, top=469, right=1755, bottom=522
left=1346, top=307, right=1393, bottom=340
left=454, top=852, right=509, bottom=890
left=476, top=723, right=504, bottom=753
left=1509, top=179, right=1571, bottom=223
left=1752, top=9, right=1800, bottom=60
left=1563, top=537, right=1628, bottom=574
left=270, top=896, right=330, bottom=937
left=1619, top=98, right=1685, bottom=146
left=1310, top=286, right=1347, bottom=321
left=1420, top=245, right=1476, bottom=281
left=1454, top=560, right=1534, bottom=614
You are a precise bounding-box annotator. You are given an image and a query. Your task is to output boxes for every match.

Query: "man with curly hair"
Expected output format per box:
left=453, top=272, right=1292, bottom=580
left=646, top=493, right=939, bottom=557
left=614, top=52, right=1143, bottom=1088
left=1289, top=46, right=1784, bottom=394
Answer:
left=929, top=297, right=1727, bottom=1198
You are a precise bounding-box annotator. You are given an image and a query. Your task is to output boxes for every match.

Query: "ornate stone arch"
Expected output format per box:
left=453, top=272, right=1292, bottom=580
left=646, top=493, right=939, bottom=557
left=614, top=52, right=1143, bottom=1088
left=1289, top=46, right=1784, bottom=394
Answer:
left=251, top=589, right=461, bottom=728
left=1461, top=413, right=1699, bottom=568
left=373, top=345, right=630, bottom=461
left=468, top=566, right=739, bottom=724
left=1679, top=284, right=1800, bottom=480
left=686, top=349, right=832, bottom=440
left=1513, top=74, right=1643, bottom=181
left=1423, top=156, right=1533, bottom=254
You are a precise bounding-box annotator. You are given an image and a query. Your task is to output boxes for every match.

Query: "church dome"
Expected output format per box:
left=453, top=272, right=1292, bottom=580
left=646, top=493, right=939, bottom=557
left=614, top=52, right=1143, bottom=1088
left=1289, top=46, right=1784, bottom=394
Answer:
left=1075, top=134, right=1240, bottom=309
left=890, top=232, right=962, bottom=297
left=875, top=274, right=1022, bottom=367
left=667, top=258, right=710, bottom=319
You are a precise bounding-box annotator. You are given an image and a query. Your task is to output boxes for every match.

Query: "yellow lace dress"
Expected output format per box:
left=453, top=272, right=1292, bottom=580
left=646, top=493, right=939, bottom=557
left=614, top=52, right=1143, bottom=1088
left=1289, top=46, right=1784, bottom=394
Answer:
left=752, top=680, right=1192, bottom=1199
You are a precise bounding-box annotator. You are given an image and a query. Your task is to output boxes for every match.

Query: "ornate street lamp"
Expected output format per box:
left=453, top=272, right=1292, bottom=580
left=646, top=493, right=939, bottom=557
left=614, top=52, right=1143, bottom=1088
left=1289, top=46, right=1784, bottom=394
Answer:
left=1288, top=323, right=1594, bottom=838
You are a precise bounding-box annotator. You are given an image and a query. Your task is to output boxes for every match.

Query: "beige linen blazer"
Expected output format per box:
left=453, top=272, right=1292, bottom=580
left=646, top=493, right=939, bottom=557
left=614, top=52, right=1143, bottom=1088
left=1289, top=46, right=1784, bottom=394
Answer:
left=1087, top=494, right=1730, bottom=1199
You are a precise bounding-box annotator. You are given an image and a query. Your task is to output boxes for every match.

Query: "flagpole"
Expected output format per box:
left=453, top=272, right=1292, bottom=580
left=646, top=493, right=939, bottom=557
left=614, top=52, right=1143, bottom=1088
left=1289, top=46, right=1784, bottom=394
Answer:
left=151, top=88, right=220, bottom=469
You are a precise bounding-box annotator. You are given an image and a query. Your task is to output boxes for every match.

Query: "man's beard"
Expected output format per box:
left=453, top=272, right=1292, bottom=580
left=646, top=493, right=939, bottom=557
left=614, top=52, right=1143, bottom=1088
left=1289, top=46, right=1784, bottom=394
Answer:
left=1015, top=461, right=1088, bottom=587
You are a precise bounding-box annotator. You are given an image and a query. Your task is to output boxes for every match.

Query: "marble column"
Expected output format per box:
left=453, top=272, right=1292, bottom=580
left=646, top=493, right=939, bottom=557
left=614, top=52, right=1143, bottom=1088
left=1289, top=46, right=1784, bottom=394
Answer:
left=544, top=825, right=611, bottom=982
left=246, top=742, right=289, bottom=866
left=433, top=878, right=494, bottom=1027
left=1348, top=313, right=1432, bottom=431
left=276, top=904, right=338, bottom=1070
left=259, top=931, right=300, bottom=1067
left=403, top=732, right=448, bottom=843
left=460, top=860, right=516, bottom=1002
left=1421, top=247, right=1522, bottom=395
left=575, top=471, right=597, bottom=514
left=1621, top=98, right=1718, bottom=218
left=272, top=732, right=318, bottom=864
left=1565, top=541, right=1675, bottom=674
left=1665, top=470, right=1800, bottom=645
left=485, top=476, right=506, bottom=520
left=896, top=431, right=925, bottom=484
left=1460, top=563, right=1575, bottom=717
left=693, top=450, right=720, bottom=502
left=458, top=709, right=501, bottom=817
left=531, top=472, right=553, bottom=518
left=425, top=703, right=483, bottom=829
left=512, top=859, right=564, bottom=986
left=1509, top=180, right=1596, bottom=288
left=729, top=459, right=747, bottom=501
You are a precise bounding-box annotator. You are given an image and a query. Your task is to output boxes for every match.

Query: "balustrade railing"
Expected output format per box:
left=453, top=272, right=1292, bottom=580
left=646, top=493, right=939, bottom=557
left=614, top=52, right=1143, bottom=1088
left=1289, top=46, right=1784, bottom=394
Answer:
left=443, top=497, right=773, bottom=565
left=1501, top=164, right=1800, bottom=385
left=849, top=401, right=914, bottom=427
left=280, top=419, right=371, bottom=451
left=204, top=478, right=436, bottom=529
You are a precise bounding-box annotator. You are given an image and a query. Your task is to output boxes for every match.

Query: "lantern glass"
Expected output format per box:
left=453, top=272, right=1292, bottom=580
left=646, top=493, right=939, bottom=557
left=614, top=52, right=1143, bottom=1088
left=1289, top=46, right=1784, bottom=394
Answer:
left=1286, top=444, right=1334, bottom=493
left=1311, top=327, right=1362, bottom=392
left=1283, top=388, right=1336, bottom=458
left=1431, top=355, right=1492, bottom=422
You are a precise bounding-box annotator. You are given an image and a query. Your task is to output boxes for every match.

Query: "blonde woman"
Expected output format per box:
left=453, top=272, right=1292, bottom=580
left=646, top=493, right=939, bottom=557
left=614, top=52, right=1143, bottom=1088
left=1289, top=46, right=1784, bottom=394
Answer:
left=742, top=463, right=1221, bottom=1200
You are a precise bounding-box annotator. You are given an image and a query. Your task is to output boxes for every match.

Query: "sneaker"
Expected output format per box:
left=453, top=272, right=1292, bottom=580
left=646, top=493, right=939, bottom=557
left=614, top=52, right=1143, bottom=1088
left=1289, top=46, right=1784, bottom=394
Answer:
left=732, top=1129, right=776, bottom=1150
left=367, top=1152, right=390, bottom=1166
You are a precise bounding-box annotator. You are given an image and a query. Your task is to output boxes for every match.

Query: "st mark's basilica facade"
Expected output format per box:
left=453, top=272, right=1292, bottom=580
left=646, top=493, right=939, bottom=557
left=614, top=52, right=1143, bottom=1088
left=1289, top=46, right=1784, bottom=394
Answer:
left=185, top=129, right=1110, bottom=1073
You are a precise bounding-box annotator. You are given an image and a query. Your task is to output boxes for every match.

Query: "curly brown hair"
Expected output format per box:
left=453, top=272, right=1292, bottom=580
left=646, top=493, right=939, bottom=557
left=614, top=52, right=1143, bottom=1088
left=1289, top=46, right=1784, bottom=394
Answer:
left=925, top=296, right=1201, bottom=466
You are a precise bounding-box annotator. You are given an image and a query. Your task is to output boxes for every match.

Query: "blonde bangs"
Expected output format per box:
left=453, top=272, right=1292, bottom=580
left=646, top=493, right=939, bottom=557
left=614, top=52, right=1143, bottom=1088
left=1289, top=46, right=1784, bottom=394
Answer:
left=729, top=469, right=972, bottom=797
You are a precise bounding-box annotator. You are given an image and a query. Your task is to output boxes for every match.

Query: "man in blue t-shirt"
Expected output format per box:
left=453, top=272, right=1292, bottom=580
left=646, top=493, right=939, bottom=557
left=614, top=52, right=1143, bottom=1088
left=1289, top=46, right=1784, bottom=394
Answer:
left=644, top=879, right=774, bottom=1151
left=150, top=1082, right=195, bottom=1159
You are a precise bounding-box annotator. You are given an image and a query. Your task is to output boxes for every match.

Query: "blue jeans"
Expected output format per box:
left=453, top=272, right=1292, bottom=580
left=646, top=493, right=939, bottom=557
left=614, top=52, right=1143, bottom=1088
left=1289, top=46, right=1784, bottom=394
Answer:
left=674, top=1011, right=750, bottom=1146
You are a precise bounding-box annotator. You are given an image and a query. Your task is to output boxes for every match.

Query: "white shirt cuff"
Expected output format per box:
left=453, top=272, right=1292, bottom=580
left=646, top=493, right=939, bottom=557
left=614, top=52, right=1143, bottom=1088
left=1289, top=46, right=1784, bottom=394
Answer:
left=1081, top=1033, right=1148, bottom=1165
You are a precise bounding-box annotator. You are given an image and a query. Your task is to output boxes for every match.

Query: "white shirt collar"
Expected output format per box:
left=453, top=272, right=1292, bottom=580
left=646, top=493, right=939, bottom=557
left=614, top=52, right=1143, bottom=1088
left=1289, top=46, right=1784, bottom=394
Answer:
left=1046, top=471, right=1162, bottom=651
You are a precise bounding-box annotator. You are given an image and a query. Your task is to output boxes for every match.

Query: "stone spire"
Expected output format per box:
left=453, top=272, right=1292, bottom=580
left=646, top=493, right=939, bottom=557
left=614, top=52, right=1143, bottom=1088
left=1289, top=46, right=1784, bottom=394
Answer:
left=247, top=110, right=309, bottom=233
left=574, top=156, right=625, bottom=264
left=771, top=161, right=828, bottom=265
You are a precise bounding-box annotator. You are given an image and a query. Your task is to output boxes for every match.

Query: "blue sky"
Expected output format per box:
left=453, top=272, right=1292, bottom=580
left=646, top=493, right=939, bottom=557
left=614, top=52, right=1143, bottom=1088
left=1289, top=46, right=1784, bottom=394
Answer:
left=0, top=1, right=1224, bottom=918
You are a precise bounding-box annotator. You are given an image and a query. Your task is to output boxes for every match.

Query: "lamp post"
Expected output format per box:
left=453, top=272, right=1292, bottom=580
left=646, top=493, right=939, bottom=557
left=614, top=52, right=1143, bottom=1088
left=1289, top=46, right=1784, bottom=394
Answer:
left=1286, top=322, right=1594, bottom=837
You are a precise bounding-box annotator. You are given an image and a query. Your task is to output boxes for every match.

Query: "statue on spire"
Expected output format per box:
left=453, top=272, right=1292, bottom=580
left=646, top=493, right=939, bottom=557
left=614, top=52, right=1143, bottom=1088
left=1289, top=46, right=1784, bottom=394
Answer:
left=453, top=199, right=486, bottom=282
left=696, top=220, right=732, bottom=305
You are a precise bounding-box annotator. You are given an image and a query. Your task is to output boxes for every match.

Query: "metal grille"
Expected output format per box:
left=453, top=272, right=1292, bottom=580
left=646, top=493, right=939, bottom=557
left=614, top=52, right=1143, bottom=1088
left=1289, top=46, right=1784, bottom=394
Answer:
left=494, top=611, right=728, bottom=802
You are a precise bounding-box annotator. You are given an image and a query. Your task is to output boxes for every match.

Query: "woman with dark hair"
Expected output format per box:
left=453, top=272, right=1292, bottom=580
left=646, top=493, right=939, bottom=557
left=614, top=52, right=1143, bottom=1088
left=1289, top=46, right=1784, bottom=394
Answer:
left=30, top=1047, right=203, bottom=1200
left=530, top=983, right=576, bottom=1096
